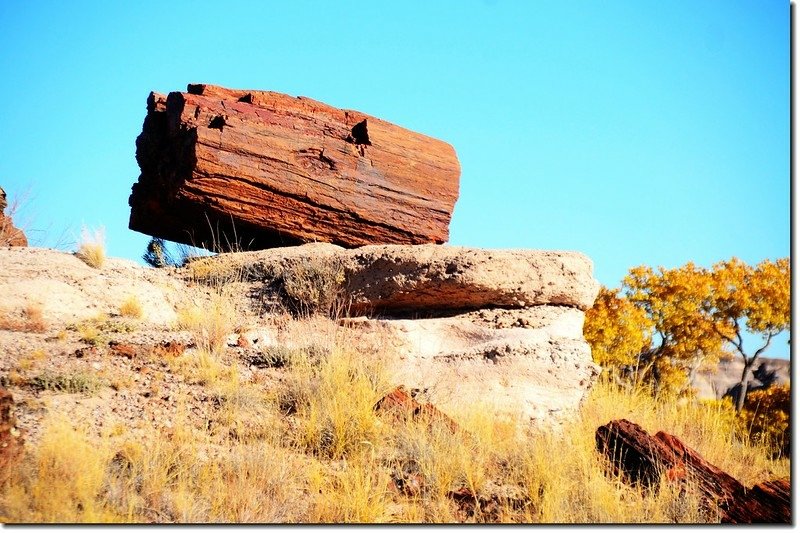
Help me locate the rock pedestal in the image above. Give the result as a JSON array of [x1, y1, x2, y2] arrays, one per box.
[[193, 243, 601, 425]]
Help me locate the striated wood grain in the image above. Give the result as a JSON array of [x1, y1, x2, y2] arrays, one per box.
[[596, 419, 791, 524], [129, 84, 460, 250]]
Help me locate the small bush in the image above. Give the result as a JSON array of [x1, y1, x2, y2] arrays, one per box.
[[142, 237, 191, 268], [75, 226, 106, 269], [274, 258, 348, 317], [740, 385, 790, 457], [28, 371, 104, 394], [118, 295, 143, 319]]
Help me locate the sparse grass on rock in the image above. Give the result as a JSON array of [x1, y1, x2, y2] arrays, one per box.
[[75, 226, 106, 269]]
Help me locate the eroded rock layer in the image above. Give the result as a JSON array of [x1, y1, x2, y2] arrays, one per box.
[[193, 243, 601, 424], [129, 84, 461, 250]]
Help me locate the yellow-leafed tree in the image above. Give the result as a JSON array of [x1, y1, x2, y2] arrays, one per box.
[[585, 258, 789, 404], [583, 287, 653, 386], [706, 258, 790, 411]]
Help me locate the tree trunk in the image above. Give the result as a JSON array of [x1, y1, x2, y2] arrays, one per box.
[[735, 357, 757, 412]]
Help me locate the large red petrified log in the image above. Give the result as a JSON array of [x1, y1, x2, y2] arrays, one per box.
[[596, 419, 790, 524], [129, 84, 460, 250]]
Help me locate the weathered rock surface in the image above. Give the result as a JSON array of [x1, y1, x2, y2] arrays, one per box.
[[189, 243, 601, 425], [0, 247, 185, 326], [129, 84, 460, 250], [0, 244, 599, 435], [596, 419, 791, 524], [350, 307, 599, 424], [192, 242, 600, 313], [0, 187, 27, 247]]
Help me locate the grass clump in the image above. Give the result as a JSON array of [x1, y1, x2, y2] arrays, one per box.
[[282, 347, 388, 460], [176, 294, 237, 356], [118, 295, 143, 319], [75, 226, 106, 269], [0, 416, 119, 522], [271, 258, 348, 318], [28, 370, 104, 394]]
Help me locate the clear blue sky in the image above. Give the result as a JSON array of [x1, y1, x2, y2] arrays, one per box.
[[0, 1, 789, 355]]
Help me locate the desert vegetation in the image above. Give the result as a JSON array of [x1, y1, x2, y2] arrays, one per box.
[[74, 226, 106, 269], [0, 239, 789, 524], [584, 257, 790, 458], [0, 337, 787, 523]]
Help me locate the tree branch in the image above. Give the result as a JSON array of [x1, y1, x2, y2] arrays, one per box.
[[750, 331, 776, 364], [712, 321, 746, 358]]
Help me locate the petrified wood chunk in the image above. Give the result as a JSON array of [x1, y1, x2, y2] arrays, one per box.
[[129, 84, 461, 250], [596, 419, 791, 524], [0, 186, 27, 247]]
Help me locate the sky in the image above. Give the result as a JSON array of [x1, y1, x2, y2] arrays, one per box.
[[0, 1, 790, 356]]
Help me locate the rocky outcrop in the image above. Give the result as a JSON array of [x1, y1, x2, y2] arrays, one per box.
[[0, 247, 184, 326], [596, 419, 790, 523], [129, 84, 460, 251], [344, 245, 598, 313], [191, 242, 600, 313], [0, 187, 27, 247], [195, 243, 601, 425]]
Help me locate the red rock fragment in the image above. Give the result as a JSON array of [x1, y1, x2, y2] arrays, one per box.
[[375, 385, 461, 433], [0, 187, 27, 247]]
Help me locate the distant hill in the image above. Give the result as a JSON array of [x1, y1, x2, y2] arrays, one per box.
[[691, 356, 790, 401]]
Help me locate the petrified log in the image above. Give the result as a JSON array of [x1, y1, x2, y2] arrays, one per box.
[[596, 419, 791, 524], [0, 187, 27, 247], [129, 84, 460, 250], [375, 386, 461, 433]]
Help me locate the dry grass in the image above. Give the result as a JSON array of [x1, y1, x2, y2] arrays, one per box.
[[0, 333, 788, 524], [175, 294, 237, 356], [118, 295, 143, 319], [0, 304, 47, 333], [27, 370, 105, 395], [75, 226, 106, 269], [278, 257, 348, 317]]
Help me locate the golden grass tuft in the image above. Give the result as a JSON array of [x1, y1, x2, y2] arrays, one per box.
[[118, 295, 144, 319], [175, 293, 237, 356], [75, 226, 106, 269]]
